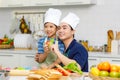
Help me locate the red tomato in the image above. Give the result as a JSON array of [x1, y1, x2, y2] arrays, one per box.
[[54, 68, 69, 76], [66, 69, 72, 73]]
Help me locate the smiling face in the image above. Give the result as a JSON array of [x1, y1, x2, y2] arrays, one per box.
[[44, 22, 57, 38], [57, 22, 75, 41]]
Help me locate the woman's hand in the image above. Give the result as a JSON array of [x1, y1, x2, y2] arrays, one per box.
[[50, 43, 60, 55]]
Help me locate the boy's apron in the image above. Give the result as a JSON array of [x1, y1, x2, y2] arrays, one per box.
[[39, 37, 57, 68]]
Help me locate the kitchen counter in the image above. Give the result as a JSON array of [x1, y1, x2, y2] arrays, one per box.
[[9, 75, 92, 80], [0, 49, 120, 69], [0, 49, 37, 55], [0, 49, 120, 58], [89, 52, 120, 58]]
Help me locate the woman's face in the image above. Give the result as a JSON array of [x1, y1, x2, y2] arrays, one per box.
[[44, 22, 57, 38], [57, 22, 75, 41]]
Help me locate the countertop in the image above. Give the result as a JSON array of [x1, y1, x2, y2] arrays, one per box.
[[0, 49, 37, 55], [9, 76, 92, 80], [0, 49, 120, 58]]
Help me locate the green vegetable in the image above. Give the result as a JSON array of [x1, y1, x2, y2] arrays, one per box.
[[63, 62, 83, 75], [49, 38, 54, 46]]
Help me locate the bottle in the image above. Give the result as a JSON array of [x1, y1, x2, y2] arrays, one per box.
[[103, 44, 107, 52]]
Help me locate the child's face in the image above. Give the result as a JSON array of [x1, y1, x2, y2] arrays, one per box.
[[44, 22, 57, 38], [57, 22, 75, 41]]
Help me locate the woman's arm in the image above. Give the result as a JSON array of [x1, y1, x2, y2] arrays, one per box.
[[51, 44, 81, 69]]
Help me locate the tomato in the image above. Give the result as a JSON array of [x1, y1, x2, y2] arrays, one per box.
[[99, 71, 109, 77], [97, 61, 111, 71], [110, 71, 119, 78], [110, 65, 119, 72], [54, 68, 69, 76], [3, 38, 8, 42], [66, 69, 72, 73]]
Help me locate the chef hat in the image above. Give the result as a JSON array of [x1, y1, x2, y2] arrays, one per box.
[[61, 12, 80, 30], [44, 8, 62, 26]]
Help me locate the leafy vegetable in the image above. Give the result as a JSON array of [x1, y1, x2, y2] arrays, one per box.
[[63, 62, 83, 75], [49, 38, 54, 46]]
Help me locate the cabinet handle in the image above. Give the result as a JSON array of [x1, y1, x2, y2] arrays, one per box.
[[65, 2, 83, 5], [0, 55, 13, 57], [26, 56, 34, 58], [112, 60, 120, 62], [35, 3, 52, 6], [88, 59, 97, 61]]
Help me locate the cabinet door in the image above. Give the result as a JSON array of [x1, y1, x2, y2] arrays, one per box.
[[59, 0, 96, 5], [0, 54, 19, 68], [88, 57, 100, 71], [100, 58, 120, 65], [20, 54, 38, 68], [0, 0, 30, 7], [30, 0, 58, 6]]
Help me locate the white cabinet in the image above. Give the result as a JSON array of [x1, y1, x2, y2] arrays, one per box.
[[0, 0, 30, 7], [0, 53, 20, 68], [30, 0, 58, 6], [88, 57, 100, 71], [88, 54, 120, 71], [58, 0, 96, 5], [100, 57, 120, 65], [20, 54, 38, 67], [0, 0, 96, 7], [0, 50, 38, 68]]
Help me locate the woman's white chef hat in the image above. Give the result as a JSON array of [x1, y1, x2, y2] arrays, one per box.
[[44, 8, 62, 26], [61, 12, 80, 30]]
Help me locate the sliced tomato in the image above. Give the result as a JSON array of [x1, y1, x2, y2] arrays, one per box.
[[66, 69, 73, 73], [54, 68, 70, 76]]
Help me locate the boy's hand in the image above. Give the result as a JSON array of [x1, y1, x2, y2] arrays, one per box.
[[35, 53, 40, 63], [44, 45, 51, 54]]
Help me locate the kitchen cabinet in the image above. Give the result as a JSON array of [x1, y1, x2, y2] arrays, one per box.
[[20, 54, 38, 67], [0, 0, 96, 7], [100, 57, 120, 65], [88, 56, 100, 71], [88, 52, 120, 71], [30, 0, 58, 6], [0, 53, 20, 68], [58, 0, 96, 5], [0, 0, 30, 7], [0, 50, 38, 68]]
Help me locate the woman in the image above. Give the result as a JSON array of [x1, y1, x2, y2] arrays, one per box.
[[35, 8, 64, 69], [51, 13, 88, 72]]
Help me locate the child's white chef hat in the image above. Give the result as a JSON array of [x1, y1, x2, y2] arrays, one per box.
[[44, 8, 62, 26], [61, 12, 80, 30]]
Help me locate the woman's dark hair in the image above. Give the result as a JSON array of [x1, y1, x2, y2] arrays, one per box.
[[69, 25, 74, 38]]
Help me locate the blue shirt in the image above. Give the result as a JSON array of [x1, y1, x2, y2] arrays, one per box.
[[38, 36, 65, 54], [63, 39, 88, 72], [37, 36, 65, 66]]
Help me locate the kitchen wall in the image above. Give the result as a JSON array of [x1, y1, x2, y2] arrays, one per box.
[[0, 0, 120, 47]]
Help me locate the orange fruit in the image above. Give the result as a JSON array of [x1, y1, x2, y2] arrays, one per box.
[[110, 65, 119, 72], [97, 61, 111, 71], [118, 66, 120, 72], [97, 62, 103, 70]]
